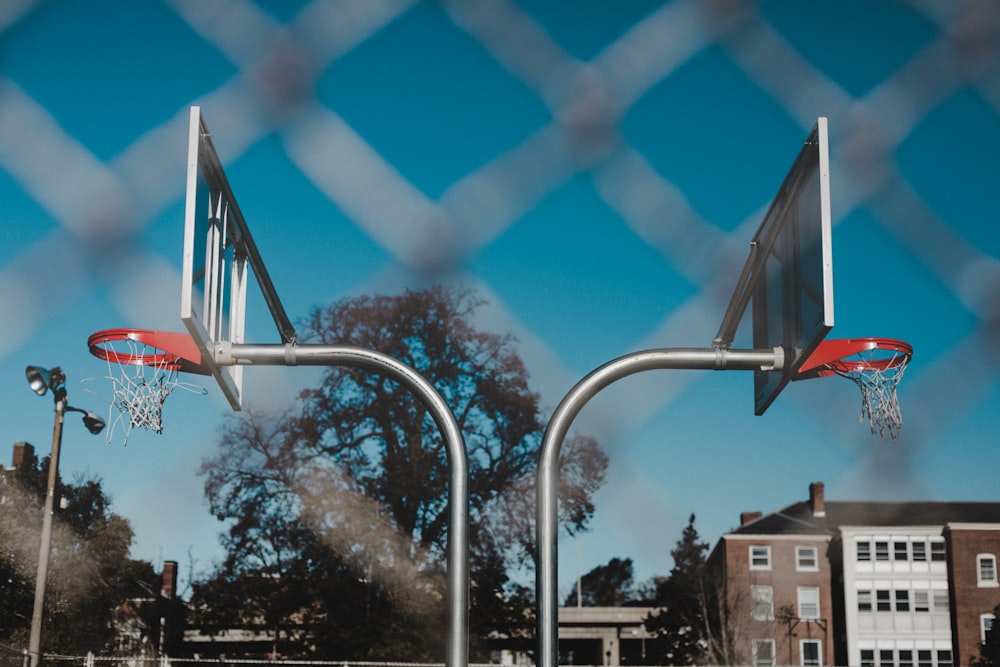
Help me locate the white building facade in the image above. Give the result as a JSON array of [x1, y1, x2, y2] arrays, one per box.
[[839, 527, 953, 667]]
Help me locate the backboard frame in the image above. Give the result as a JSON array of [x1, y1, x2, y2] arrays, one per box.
[[180, 106, 296, 410], [713, 118, 834, 415]]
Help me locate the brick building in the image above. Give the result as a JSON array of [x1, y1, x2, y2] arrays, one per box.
[[713, 482, 1000, 666]]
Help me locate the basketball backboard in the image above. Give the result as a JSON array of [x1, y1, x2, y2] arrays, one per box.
[[713, 118, 834, 415], [180, 106, 295, 410]]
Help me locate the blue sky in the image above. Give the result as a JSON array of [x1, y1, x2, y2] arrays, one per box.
[[1, 0, 999, 600]]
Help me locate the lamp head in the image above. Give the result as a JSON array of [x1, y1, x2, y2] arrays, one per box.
[[82, 412, 106, 436], [26, 365, 67, 402], [26, 366, 51, 396]]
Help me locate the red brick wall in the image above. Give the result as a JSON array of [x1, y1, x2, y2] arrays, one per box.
[[722, 536, 834, 666], [947, 527, 1000, 665]]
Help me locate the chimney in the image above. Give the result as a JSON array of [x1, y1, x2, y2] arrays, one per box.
[[740, 511, 763, 526], [11, 442, 34, 470], [161, 561, 178, 599], [809, 481, 826, 517]]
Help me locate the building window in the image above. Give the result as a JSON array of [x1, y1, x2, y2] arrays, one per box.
[[798, 587, 820, 619], [876, 590, 891, 611], [933, 590, 949, 612], [912, 541, 927, 561], [861, 649, 875, 667], [858, 590, 873, 612], [899, 650, 914, 667], [894, 541, 909, 561], [978, 554, 998, 586], [895, 589, 910, 612], [982, 613, 995, 644], [914, 590, 930, 612], [879, 649, 894, 667], [875, 541, 890, 561], [751, 545, 771, 569], [797, 546, 819, 571], [931, 541, 946, 561], [937, 650, 953, 667], [857, 540, 872, 561], [917, 650, 933, 667], [801, 640, 821, 666], [753, 639, 776, 667], [752, 585, 774, 621]]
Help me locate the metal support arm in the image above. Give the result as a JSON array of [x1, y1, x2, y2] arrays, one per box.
[[224, 343, 469, 667], [536, 346, 783, 667]]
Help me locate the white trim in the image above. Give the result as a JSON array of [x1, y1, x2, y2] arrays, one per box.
[[800, 638, 822, 666], [977, 553, 998, 587], [725, 533, 831, 542], [947, 523, 1000, 531], [750, 545, 772, 570], [797, 545, 820, 571], [753, 638, 776, 667]]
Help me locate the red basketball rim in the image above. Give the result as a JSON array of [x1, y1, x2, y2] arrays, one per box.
[[796, 337, 913, 378], [88, 328, 211, 375]]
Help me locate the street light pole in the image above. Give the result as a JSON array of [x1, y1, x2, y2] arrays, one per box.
[[24, 366, 104, 667], [27, 395, 65, 667]]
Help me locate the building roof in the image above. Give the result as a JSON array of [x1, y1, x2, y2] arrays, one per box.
[[729, 500, 1000, 537]]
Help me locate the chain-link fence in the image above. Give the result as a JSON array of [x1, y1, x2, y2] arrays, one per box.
[[1, 1, 999, 664]]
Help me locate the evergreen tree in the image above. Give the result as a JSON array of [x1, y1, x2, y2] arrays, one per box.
[[564, 557, 636, 607], [645, 514, 710, 665]]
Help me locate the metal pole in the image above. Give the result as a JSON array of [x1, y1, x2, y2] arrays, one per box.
[[536, 347, 783, 667], [28, 397, 65, 667], [224, 343, 470, 667]]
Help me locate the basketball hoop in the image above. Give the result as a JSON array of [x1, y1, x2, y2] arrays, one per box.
[[84, 329, 210, 443], [796, 338, 913, 442]]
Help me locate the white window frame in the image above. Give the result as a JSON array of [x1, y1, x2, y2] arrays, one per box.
[[798, 586, 820, 619], [753, 639, 776, 667], [982, 613, 995, 643], [750, 545, 772, 570], [797, 545, 819, 571], [800, 639, 822, 666], [978, 554, 998, 587], [752, 585, 774, 621]]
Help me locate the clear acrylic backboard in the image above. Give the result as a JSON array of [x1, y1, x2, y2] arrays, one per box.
[[180, 106, 295, 410], [714, 118, 834, 415]]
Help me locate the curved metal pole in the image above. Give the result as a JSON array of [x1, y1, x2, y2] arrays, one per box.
[[536, 347, 783, 667], [225, 343, 469, 667]]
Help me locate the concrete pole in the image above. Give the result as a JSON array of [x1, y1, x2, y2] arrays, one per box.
[[28, 398, 65, 667]]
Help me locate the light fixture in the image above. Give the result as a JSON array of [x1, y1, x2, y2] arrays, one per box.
[[25, 366, 52, 396], [67, 407, 106, 436]]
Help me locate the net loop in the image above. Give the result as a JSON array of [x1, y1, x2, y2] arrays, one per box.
[[83, 334, 207, 444], [830, 348, 909, 442]]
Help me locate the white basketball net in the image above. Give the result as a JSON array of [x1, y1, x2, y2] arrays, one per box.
[[830, 348, 910, 443], [84, 337, 206, 444]]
